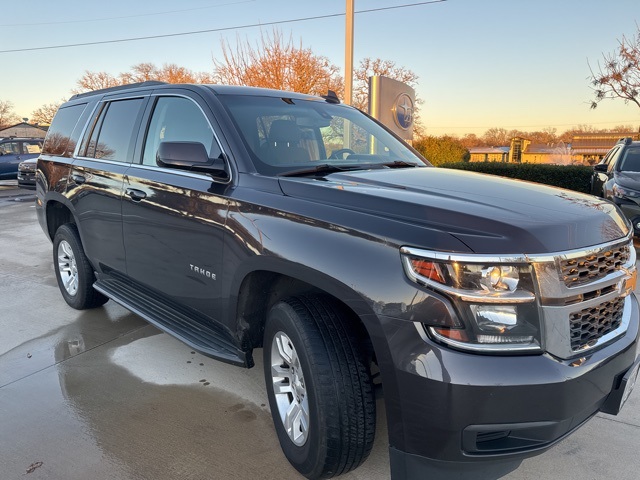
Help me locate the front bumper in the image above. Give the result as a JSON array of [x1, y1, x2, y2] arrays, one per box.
[[17, 171, 36, 190], [375, 294, 640, 478]]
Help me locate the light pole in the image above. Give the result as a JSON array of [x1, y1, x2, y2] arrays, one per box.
[[345, 0, 354, 106]]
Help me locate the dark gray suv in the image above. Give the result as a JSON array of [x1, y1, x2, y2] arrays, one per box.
[[36, 82, 640, 480], [591, 137, 640, 235]]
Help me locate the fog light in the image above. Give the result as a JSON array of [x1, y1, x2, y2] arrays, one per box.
[[472, 305, 517, 333]]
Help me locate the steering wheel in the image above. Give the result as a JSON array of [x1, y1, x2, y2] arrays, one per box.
[[329, 148, 356, 160]]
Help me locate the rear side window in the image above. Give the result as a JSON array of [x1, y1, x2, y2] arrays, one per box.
[[42, 104, 86, 157], [22, 141, 42, 154], [83, 98, 144, 162]]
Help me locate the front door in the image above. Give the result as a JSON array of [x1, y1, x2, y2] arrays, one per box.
[[122, 93, 230, 320]]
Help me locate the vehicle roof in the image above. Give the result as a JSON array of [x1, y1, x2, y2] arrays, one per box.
[[616, 137, 640, 146], [67, 81, 331, 103], [205, 84, 326, 101]]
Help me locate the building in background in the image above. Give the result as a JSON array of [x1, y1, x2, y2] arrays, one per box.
[[0, 122, 48, 139], [570, 132, 640, 165], [469, 146, 510, 162]]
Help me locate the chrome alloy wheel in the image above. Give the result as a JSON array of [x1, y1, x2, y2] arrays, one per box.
[[270, 331, 310, 446], [57, 240, 79, 296]]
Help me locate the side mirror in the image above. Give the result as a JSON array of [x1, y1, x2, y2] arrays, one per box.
[[157, 141, 229, 180], [593, 163, 607, 173]]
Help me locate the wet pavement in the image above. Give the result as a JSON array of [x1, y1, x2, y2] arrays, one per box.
[[1, 182, 639, 480]]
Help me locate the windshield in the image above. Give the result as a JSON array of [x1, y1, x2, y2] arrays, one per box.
[[618, 146, 640, 172], [217, 95, 428, 175]]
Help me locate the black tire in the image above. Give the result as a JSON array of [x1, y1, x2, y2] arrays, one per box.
[[263, 295, 375, 479], [53, 223, 108, 310]]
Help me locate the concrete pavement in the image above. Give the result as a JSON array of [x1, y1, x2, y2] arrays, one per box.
[[0, 182, 638, 480]]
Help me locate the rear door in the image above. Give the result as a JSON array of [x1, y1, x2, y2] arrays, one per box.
[[69, 94, 149, 274], [122, 89, 231, 320]]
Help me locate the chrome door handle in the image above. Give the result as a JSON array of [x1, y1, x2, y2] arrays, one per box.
[[71, 174, 86, 184], [125, 188, 147, 201]]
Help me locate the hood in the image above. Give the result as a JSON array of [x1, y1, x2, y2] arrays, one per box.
[[278, 167, 629, 255], [614, 171, 640, 192]]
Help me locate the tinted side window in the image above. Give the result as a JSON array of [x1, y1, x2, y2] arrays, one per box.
[[0, 141, 19, 155], [142, 96, 220, 166], [619, 147, 640, 172], [607, 147, 623, 172], [85, 98, 144, 162], [42, 104, 86, 156], [22, 141, 43, 154]]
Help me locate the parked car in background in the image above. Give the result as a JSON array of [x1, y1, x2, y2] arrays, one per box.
[[0, 137, 43, 179], [17, 157, 37, 189], [591, 137, 640, 235]]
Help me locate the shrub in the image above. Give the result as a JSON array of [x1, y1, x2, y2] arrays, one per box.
[[414, 136, 470, 166], [439, 162, 593, 193]]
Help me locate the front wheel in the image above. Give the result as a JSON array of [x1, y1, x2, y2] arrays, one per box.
[[263, 295, 375, 479], [53, 223, 108, 310]]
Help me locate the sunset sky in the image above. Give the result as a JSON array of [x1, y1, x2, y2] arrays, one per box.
[[2, 0, 639, 135]]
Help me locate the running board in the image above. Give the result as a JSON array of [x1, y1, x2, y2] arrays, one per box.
[[94, 277, 252, 368]]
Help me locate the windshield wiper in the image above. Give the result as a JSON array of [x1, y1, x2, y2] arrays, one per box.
[[280, 164, 360, 177], [280, 160, 423, 177], [379, 160, 422, 168]]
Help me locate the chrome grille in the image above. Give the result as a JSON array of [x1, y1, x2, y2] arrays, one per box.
[[560, 244, 630, 287], [569, 297, 625, 351]]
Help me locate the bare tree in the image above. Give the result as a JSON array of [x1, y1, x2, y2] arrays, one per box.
[[352, 58, 419, 111], [31, 101, 64, 125], [482, 128, 511, 146], [74, 71, 121, 94], [74, 63, 214, 94], [213, 30, 343, 96], [0, 100, 20, 130], [589, 24, 640, 109]]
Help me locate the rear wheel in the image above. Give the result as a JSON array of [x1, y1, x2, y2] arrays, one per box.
[[263, 295, 375, 479], [53, 223, 108, 310]]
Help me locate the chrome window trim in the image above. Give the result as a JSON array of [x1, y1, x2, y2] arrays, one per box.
[[74, 95, 151, 159], [72, 157, 132, 167], [126, 163, 228, 182]]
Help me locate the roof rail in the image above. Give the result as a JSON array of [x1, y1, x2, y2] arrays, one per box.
[[618, 137, 633, 145], [68, 81, 168, 101]]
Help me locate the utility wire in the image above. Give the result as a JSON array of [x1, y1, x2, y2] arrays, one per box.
[[0, 1, 447, 54], [0, 0, 255, 27]]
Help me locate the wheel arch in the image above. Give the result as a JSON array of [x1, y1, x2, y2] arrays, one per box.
[[230, 258, 376, 356], [44, 194, 77, 241]]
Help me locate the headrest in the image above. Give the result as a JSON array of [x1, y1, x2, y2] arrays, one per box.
[[269, 120, 300, 145]]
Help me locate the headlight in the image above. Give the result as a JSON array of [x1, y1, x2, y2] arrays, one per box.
[[401, 247, 542, 354], [613, 183, 640, 199]]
